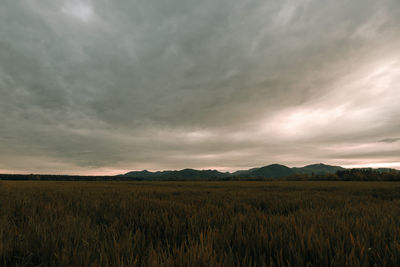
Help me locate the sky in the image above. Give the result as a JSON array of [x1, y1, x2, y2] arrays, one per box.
[[0, 0, 399, 175]]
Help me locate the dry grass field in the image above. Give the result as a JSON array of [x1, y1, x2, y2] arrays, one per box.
[[0, 181, 399, 266]]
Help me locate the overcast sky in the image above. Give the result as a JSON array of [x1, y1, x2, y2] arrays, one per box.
[[1, 0, 399, 174]]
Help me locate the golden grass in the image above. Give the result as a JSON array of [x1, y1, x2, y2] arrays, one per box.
[[0, 181, 399, 266]]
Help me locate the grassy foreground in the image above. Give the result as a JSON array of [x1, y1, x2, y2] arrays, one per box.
[[0, 181, 399, 266]]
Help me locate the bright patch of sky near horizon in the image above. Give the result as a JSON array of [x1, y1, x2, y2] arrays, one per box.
[[0, 0, 399, 174]]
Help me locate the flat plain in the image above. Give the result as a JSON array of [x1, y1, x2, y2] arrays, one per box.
[[0, 181, 399, 266]]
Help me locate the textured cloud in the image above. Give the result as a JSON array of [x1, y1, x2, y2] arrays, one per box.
[[380, 138, 400, 143], [0, 0, 399, 174]]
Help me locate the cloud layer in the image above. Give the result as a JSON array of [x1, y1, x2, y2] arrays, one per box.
[[1, 0, 399, 174]]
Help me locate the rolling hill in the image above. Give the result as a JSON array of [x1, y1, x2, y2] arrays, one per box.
[[123, 163, 347, 180]]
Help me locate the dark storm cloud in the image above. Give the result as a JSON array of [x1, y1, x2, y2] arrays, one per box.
[[380, 138, 400, 143], [0, 0, 400, 173]]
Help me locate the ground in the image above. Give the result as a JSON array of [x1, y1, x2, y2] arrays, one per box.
[[0, 181, 399, 266]]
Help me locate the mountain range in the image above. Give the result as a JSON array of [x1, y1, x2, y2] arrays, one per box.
[[122, 163, 346, 180], [1, 163, 398, 181]]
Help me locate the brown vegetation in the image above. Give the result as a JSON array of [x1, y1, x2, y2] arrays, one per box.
[[0, 181, 399, 266]]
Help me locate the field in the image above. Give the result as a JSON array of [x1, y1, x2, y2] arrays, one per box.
[[0, 181, 399, 266]]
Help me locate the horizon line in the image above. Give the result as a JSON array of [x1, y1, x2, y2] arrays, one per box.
[[1, 162, 399, 176]]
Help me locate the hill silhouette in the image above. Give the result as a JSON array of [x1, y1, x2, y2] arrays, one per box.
[[292, 163, 345, 175], [243, 164, 294, 178], [1, 163, 398, 181], [123, 163, 351, 180], [123, 168, 228, 180]]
